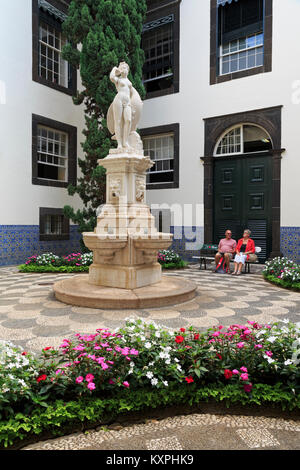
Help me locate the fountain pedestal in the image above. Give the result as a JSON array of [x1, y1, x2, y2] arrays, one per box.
[[83, 152, 173, 289]]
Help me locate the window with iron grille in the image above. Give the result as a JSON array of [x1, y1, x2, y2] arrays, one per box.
[[142, 21, 174, 93], [142, 0, 180, 98], [39, 207, 70, 241], [37, 125, 68, 182]]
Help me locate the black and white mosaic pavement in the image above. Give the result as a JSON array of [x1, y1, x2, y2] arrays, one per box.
[[0, 265, 299, 353]]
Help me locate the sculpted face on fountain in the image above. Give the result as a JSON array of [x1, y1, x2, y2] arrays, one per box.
[[107, 62, 144, 155]]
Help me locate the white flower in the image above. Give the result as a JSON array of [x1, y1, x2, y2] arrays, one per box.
[[264, 355, 275, 364], [174, 358, 179, 363], [284, 359, 293, 366], [148, 362, 154, 367], [155, 331, 161, 338], [267, 336, 277, 343], [151, 378, 158, 386], [144, 342, 152, 349], [163, 381, 168, 387], [176, 364, 182, 371], [146, 371, 154, 379], [165, 359, 171, 365]]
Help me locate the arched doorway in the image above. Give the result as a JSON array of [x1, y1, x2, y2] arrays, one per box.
[[213, 123, 273, 261]]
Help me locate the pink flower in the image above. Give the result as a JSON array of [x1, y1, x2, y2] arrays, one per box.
[[87, 382, 96, 391], [76, 376, 84, 384], [73, 345, 85, 351], [240, 367, 248, 373], [255, 344, 263, 350], [232, 369, 239, 375], [212, 331, 220, 337], [123, 381, 130, 388], [129, 348, 139, 356], [85, 373, 95, 383], [265, 351, 273, 357], [243, 383, 253, 393], [240, 373, 249, 381], [237, 342, 245, 349]]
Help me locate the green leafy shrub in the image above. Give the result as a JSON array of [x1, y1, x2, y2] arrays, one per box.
[[1, 318, 300, 447], [19, 265, 89, 273]]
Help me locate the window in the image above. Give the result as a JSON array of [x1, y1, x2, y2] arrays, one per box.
[[143, 133, 174, 184], [220, 32, 264, 74], [140, 123, 179, 189], [215, 124, 272, 156], [32, 114, 77, 188], [39, 21, 68, 87], [142, 21, 174, 94], [37, 126, 68, 182], [39, 208, 70, 241], [210, 0, 273, 84], [142, 1, 180, 98], [32, 0, 76, 95]]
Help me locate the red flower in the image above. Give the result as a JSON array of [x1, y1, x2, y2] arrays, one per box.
[[216, 353, 222, 360], [21, 352, 28, 356], [43, 347, 52, 351], [175, 335, 184, 344], [243, 383, 253, 393], [185, 376, 194, 384], [194, 334, 200, 340], [180, 328, 186, 333], [224, 369, 233, 380], [36, 374, 47, 383]]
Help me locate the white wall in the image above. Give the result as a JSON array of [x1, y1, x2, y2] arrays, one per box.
[[142, 0, 300, 228], [0, 0, 84, 226]]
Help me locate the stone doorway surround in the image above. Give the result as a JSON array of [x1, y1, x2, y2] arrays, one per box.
[[201, 106, 285, 260]]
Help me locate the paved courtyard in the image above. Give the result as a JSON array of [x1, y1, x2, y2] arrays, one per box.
[[0, 264, 299, 353], [24, 412, 300, 451], [1, 264, 300, 451]]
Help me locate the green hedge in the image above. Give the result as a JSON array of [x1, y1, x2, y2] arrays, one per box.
[[18, 264, 89, 273], [18, 263, 187, 273], [263, 273, 300, 292], [160, 260, 188, 270], [1, 382, 299, 449]]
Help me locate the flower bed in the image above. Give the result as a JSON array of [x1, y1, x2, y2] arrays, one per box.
[[19, 250, 187, 273], [263, 257, 300, 291], [1, 318, 300, 448], [157, 250, 187, 269], [19, 252, 93, 273]]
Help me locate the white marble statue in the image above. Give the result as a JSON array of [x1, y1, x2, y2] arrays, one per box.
[[107, 62, 143, 154]]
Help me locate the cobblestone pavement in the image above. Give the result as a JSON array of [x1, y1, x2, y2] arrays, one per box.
[[0, 264, 299, 353], [23, 412, 300, 450]]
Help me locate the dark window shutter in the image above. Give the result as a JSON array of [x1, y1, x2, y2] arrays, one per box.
[[219, 0, 263, 44]]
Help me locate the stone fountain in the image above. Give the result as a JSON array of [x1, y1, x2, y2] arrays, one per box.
[[54, 62, 196, 308]]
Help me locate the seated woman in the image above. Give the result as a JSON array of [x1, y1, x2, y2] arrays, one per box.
[[232, 229, 257, 276]]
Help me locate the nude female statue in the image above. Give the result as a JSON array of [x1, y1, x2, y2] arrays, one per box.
[[107, 62, 143, 154]]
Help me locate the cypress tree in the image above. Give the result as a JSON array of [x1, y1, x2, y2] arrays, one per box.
[[62, 0, 147, 249]]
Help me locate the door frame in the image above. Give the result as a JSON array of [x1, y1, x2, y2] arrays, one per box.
[[201, 106, 285, 259]]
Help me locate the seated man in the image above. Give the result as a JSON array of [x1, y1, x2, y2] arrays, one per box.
[[215, 230, 237, 274]]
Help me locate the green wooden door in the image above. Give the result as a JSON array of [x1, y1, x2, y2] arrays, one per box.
[[213, 155, 272, 261]]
